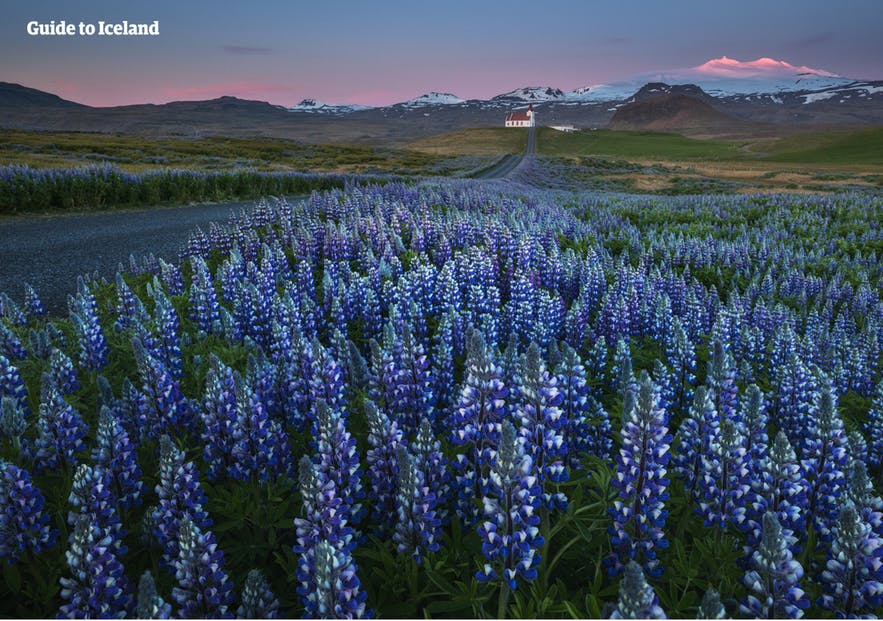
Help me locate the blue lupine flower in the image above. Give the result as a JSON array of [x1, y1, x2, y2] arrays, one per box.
[[188, 255, 222, 336], [152, 435, 212, 571], [555, 343, 597, 466], [58, 513, 131, 618], [705, 339, 738, 428], [48, 348, 79, 396], [672, 386, 715, 502], [698, 419, 752, 532], [68, 277, 109, 371], [384, 323, 436, 437], [149, 281, 183, 381], [608, 371, 671, 578], [0, 460, 56, 563], [231, 377, 292, 483], [23, 283, 45, 320], [67, 463, 126, 555], [314, 398, 365, 526], [476, 419, 543, 591], [448, 329, 508, 522], [309, 338, 347, 418], [745, 431, 809, 556], [201, 356, 239, 481], [27, 381, 88, 473], [818, 500, 883, 617], [393, 444, 441, 564], [411, 416, 450, 525], [0, 322, 27, 360], [611, 338, 637, 402], [237, 569, 280, 619], [91, 406, 143, 510], [171, 514, 235, 619], [28, 327, 53, 360], [307, 539, 370, 619], [740, 512, 809, 619], [610, 561, 666, 619], [136, 571, 172, 619], [802, 381, 848, 540], [365, 399, 404, 534], [132, 337, 192, 435], [0, 354, 30, 417], [514, 342, 568, 510]]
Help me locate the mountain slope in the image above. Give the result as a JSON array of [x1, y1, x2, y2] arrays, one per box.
[[608, 93, 757, 134], [0, 82, 87, 108]]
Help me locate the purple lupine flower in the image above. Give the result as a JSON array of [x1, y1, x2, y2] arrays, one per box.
[[201, 356, 239, 481], [171, 514, 235, 619], [741, 384, 769, 468], [58, 514, 132, 618], [0, 322, 27, 360], [0, 354, 29, 417], [91, 406, 143, 510], [23, 283, 45, 320], [309, 338, 347, 418], [476, 419, 543, 591], [609, 561, 666, 619], [608, 371, 671, 578], [802, 380, 848, 540], [152, 435, 211, 572], [556, 342, 600, 466], [385, 323, 436, 438], [188, 255, 222, 336], [307, 539, 370, 619], [514, 342, 568, 510], [740, 512, 809, 619], [863, 377, 883, 471], [448, 329, 508, 522], [158, 258, 185, 296], [411, 416, 450, 525], [774, 352, 817, 453], [393, 445, 441, 564], [132, 337, 193, 435], [314, 398, 365, 526], [705, 339, 738, 428], [0, 460, 56, 563], [230, 378, 292, 483], [672, 386, 714, 502], [745, 431, 809, 556], [136, 571, 172, 619], [237, 569, 280, 619], [68, 277, 109, 371], [67, 463, 126, 556], [294, 455, 356, 615], [48, 348, 79, 396], [26, 380, 88, 473], [432, 308, 456, 421], [149, 281, 183, 381], [28, 327, 53, 360], [114, 272, 143, 331], [0, 293, 26, 327], [818, 500, 883, 617], [697, 418, 752, 532], [364, 399, 403, 534], [611, 338, 637, 403]]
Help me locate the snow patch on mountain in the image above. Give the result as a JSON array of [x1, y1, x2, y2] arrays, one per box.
[[494, 86, 565, 101], [403, 92, 465, 106], [290, 99, 372, 113]]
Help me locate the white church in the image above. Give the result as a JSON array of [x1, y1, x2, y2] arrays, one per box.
[[504, 103, 535, 127]]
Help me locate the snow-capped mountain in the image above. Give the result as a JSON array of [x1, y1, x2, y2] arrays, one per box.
[[401, 92, 465, 107], [566, 56, 854, 101], [289, 99, 372, 114], [493, 86, 565, 101]]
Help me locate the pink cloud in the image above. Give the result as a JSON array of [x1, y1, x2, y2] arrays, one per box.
[[692, 56, 839, 78]]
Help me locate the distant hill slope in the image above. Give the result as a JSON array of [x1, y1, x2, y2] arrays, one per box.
[[0, 82, 87, 108], [608, 93, 759, 135]]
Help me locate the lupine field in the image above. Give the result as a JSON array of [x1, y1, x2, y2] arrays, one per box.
[[2, 178, 883, 619]]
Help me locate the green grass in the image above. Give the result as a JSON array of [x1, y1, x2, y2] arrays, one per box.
[[760, 126, 883, 165], [0, 130, 464, 175], [408, 127, 528, 156], [536, 128, 744, 161]]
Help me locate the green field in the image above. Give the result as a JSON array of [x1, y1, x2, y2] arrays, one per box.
[[536, 128, 744, 161], [759, 126, 883, 165], [0, 130, 492, 176]]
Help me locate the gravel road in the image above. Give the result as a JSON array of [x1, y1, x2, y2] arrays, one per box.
[[472, 126, 535, 179], [0, 198, 292, 314]]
